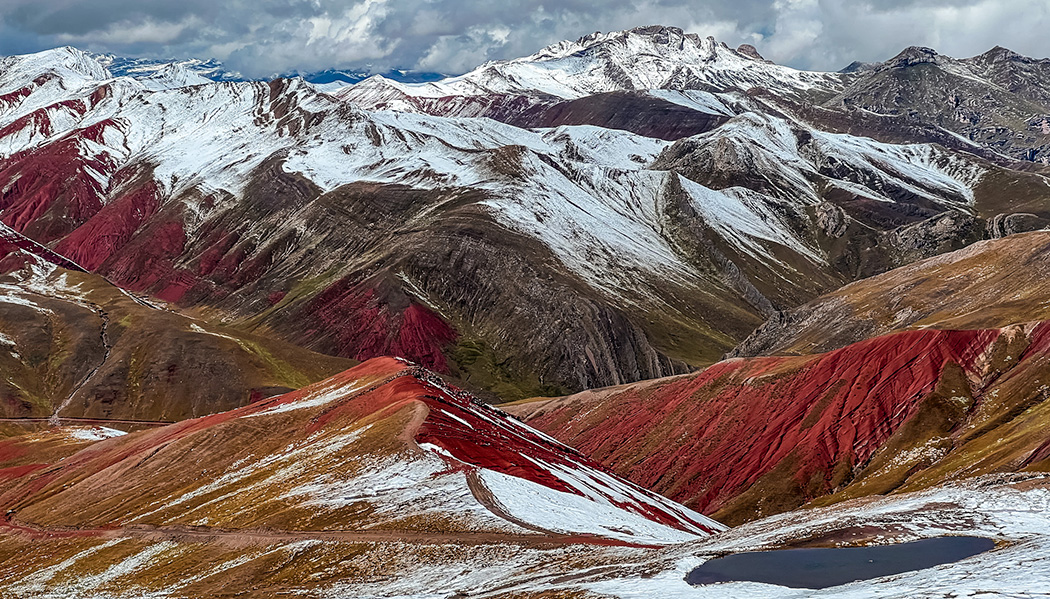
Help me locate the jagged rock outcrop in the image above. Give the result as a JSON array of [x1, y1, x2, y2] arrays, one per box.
[[986, 212, 1048, 238]]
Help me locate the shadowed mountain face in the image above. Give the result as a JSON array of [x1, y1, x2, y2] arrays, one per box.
[[0, 266, 353, 422], [825, 46, 1050, 164]]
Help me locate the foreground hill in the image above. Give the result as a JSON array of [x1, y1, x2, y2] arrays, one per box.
[[0, 357, 721, 541], [3, 356, 1047, 597], [510, 322, 1050, 525], [0, 357, 723, 596]]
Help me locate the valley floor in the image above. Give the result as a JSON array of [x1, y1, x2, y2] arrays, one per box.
[[1, 471, 1047, 598]]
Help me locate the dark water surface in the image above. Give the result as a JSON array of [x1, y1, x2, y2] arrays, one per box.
[[687, 536, 995, 589]]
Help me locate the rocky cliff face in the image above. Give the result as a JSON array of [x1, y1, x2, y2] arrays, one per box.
[[819, 46, 1050, 164]]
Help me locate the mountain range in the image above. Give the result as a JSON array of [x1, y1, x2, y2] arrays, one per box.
[[1, 25, 1049, 597], [92, 52, 446, 91]]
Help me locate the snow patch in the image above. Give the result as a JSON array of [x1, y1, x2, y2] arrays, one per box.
[[66, 426, 128, 441], [477, 468, 704, 545]]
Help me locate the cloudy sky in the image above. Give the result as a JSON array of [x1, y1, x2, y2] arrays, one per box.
[[2, 0, 1049, 77]]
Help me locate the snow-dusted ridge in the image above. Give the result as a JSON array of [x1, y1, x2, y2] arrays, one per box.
[[92, 53, 244, 83], [342, 26, 848, 112], [0, 41, 992, 304]]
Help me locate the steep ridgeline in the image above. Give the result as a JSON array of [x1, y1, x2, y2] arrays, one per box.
[[0, 357, 721, 596], [508, 234, 1050, 524], [822, 46, 1050, 164], [341, 26, 844, 139], [1, 40, 1048, 401]]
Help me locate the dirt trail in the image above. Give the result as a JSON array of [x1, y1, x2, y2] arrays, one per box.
[[0, 417, 173, 427], [0, 514, 644, 548]]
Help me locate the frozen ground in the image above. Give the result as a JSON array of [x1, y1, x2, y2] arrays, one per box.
[[587, 473, 1050, 598]]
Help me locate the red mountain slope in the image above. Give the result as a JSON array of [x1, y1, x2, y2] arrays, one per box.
[[508, 322, 1050, 524], [0, 357, 721, 548]]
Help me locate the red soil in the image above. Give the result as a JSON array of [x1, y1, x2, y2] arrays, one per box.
[[298, 359, 717, 533], [0, 464, 46, 482], [305, 283, 458, 372], [0, 110, 52, 139], [56, 180, 161, 270], [0, 357, 714, 537], [0, 138, 112, 242], [0, 86, 33, 108], [522, 328, 1006, 513], [101, 218, 189, 297], [0, 225, 85, 272]]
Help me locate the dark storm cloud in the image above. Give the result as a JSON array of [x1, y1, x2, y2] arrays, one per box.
[[1, 0, 1048, 77]]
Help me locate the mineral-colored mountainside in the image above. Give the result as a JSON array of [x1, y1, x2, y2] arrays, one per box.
[[1, 395, 1049, 596], [0, 357, 726, 596], [2, 30, 1049, 400], [509, 233, 1050, 525], [1, 23, 1050, 598], [3, 356, 1047, 597]]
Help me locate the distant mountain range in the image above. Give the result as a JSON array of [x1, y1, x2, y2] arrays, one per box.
[[91, 51, 446, 90], [1, 27, 1048, 406]]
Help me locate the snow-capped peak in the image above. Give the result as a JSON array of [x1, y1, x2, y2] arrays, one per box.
[[0, 46, 110, 93], [91, 53, 244, 82], [523, 26, 729, 64], [343, 25, 847, 112], [22, 46, 110, 81], [137, 62, 213, 91]]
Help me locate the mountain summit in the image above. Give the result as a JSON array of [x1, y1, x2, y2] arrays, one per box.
[[345, 25, 844, 109]]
